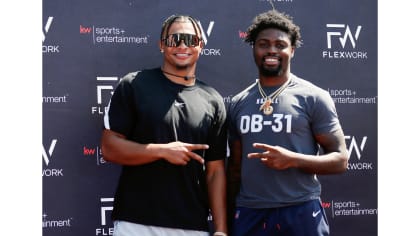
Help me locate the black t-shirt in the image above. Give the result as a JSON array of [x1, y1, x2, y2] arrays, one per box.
[[105, 68, 227, 231]]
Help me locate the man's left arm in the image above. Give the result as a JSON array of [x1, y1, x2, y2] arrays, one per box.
[[305, 128, 349, 174], [248, 129, 349, 174], [206, 159, 228, 235]]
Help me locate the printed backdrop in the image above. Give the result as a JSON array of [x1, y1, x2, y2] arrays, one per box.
[[42, 0, 377, 235]]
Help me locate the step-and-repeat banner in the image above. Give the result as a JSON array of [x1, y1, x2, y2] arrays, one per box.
[[42, 0, 377, 235]]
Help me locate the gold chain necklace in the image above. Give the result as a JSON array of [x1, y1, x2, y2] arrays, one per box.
[[257, 77, 291, 115]]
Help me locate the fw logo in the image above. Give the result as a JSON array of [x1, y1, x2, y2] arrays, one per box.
[[42, 17, 54, 42], [42, 139, 57, 166], [96, 77, 119, 105], [42, 16, 60, 53], [326, 24, 362, 49], [100, 198, 114, 225], [92, 76, 119, 115], [96, 198, 114, 235], [197, 21, 214, 45], [197, 21, 221, 56], [42, 139, 63, 176], [345, 136, 367, 160], [346, 135, 373, 171]]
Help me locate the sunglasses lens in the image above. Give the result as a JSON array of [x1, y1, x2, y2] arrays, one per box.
[[183, 34, 198, 47], [163, 34, 200, 47]]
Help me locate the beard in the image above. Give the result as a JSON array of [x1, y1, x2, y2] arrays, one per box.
[[259, 64, 283, 77]]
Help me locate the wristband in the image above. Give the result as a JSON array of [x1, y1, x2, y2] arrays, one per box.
[[214, 232, 227, 236]]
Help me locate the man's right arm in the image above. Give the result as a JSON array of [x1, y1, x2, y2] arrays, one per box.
[[100, 129, 208, 166]]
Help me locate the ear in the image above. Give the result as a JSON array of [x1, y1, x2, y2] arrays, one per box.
[[199, 40, 205, 48], [159, 41, 164, 52], [290, 46, 295, 58]]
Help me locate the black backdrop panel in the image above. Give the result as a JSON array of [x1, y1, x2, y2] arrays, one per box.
[[43, 0, 377, 235]]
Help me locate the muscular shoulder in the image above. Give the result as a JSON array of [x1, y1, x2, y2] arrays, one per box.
[[292, 75, 324, 92], [121, 71, 141, 82], [231, 82, 257, 104], [290, 74, 332, 103], [195, 80, 224, 101], [120, 68, 161, 83], [118, 68, 164, 92]]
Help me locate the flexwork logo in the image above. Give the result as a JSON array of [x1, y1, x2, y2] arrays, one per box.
[[197, 20, 221, 56], [42, 139, 64, 177], [79, 24, 149, 45], [322, 24, 367, 59], [344, 135, 374, 171], [91, 76, 120, 116], [43, 16, 60, 53], [95, 198, 114, 235]]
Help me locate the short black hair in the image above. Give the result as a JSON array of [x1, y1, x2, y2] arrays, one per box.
[[245, 10, 302, 48], [160, 14, 203, 41]]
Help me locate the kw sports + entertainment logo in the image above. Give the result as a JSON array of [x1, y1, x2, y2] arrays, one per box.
[[42, 139, 64, 177], [42, 212, 73, 229], [327, 88, 377, 105], [322, 24, 367, 59], [43, 16, 60, 53], [83, 145, 108, 165], [330, 200, 377, 218], [79, 24, 149, 45]]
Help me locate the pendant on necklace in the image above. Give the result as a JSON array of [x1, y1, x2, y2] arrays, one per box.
[[260, 98, 273, 115], [263, 105, 273, 115]]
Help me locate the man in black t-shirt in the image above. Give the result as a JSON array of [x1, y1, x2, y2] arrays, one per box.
[[101, 14, 228, 236]]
